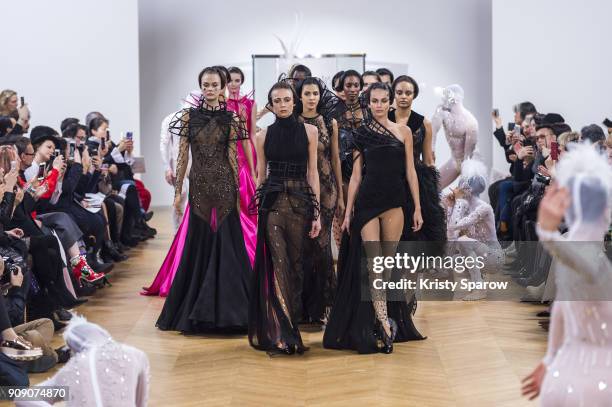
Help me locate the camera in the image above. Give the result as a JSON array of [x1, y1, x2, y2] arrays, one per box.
[[68, 142, 76, 161], [86, 139, 100, 157], [535, 172, 551, 186], [0, 257, 19, 286]]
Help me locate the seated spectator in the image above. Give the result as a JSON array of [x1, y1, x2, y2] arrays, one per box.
[[0, 90, 29, 135], [24, 127, 113, 276], [580, 123, 606, 148]]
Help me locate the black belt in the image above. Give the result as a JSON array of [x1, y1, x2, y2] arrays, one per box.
[[267, 161, 307, 180]]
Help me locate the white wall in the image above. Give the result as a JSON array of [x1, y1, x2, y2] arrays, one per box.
[[1, 0, 140, 151], [492, 0, 612, 173], [139, 0, 493, 206]]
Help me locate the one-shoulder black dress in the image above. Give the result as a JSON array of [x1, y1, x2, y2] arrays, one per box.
[[323, 119, 425, 354]]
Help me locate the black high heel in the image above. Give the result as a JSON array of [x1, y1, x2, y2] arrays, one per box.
[[266, 344, 296, 357], [379, 319, 397, 354]]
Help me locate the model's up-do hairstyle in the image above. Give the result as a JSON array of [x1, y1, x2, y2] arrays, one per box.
[[392, 75, 420, 99], [198, 66, 226, 89], [555, 142, 612, 228], [289, 64, 312, 79], [212, 65, 231, 88], [63, 314, 112, 353], [228, 66, 245, 84], [266, 81, 299, 113], [365, 82, 394, 105], [458, 158, 488, 197], [332, 70, 345, 92], [362, 70, 382, 82], [339, 69, 364, 91], [376, 67, 394, 83]]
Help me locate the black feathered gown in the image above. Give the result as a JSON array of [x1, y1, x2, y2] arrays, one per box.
[[323, 120, 425, 354], [389, 109, 447, 247], [156, 103, 252, 333]]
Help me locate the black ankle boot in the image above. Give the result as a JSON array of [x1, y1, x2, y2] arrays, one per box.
[[103, 240, 128, 262]]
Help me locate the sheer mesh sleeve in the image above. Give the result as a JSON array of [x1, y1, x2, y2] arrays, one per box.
[[174, 135, 190, 199]]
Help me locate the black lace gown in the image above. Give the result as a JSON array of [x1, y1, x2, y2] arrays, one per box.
[[249, 114, 318, 353], [299, 114, 338, 323], [156, 102, 252, 333], [389, 109, 447, 246], [323, 119, 425, 354]]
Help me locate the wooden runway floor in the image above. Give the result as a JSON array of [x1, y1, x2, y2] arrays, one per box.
[[26, 207, 548, 406]]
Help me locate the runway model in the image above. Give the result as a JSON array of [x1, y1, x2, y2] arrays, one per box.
[[522, 143, 612, 406], [249, 81, 320, 355], [389, 75, 446, 245], [297, 77, 344, 324], [156, 67, 252, 333], [324, 83, 425, 354], [226, 66, 258, 266]]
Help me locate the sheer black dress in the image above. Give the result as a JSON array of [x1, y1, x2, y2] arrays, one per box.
[[389, 109, 447, 246], [249, 114, 318, 354], [323, 119, 425, 354], [156, 101, 252, 333], [299, 114, 337, 323]]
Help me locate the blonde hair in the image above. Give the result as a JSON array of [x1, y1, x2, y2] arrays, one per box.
[[557, 131, 580, 150], [0, 89, 17, 115]]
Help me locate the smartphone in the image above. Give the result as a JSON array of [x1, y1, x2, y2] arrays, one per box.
[[10, 161, 16, 171], [37, 163, 45, 180], [55, 148, 61, 158], [126, 131, 133, 141], [20, 96, 25, 106], [514, 125, 521, 137], [508, 122, 516, 131], [100, 137, 106, 150], [69, 143, 76, 160], [550, 141, 559, 161], [492, 108, 499, 118], [106, 129, 111, 141]]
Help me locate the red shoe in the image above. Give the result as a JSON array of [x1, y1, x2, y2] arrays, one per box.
[[72, 255, 105, 284]]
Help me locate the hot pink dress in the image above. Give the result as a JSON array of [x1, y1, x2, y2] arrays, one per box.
[[141, 205, 190, 296], [142, 95, 257, 297], [227, 94, 257, 266]]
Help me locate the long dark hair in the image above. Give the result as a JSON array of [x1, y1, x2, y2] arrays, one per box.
[[295, 77, 324, 115]]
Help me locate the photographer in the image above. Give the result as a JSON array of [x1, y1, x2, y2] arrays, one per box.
[[1, 256, 62, 373]]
